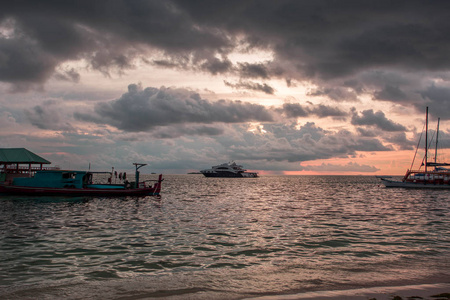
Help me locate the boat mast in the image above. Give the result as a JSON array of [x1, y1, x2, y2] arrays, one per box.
[[425, 106, 428, 173], [435, 117, 440, 164]]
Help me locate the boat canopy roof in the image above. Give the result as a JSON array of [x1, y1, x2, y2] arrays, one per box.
[[0, 148, 51, 164]]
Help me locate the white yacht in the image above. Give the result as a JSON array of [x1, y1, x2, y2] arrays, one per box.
[[200, 162, 258, 178]]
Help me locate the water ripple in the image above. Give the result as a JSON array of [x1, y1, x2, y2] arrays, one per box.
[[1, 175, 449, 299]]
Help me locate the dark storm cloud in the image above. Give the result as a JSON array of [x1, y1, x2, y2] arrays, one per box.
[[238, 63, 269, 79], [356, 127, 377, 137], [384, 132, 415, 150], [432, 130, 450, 152], [310, 104, 348, 119], [219, 122, 391, 164], [224, 80, 275, 95], [417, 85, 450, 119], [307, 87, 359, 102], [54, 68, 80, 82], [201, 57, 233, 75], [3, 0, 450, 98], [277, 103, 347, 119], [351, 109, 407, 132], [176, 1, 450, 74], [149, 125, 224, 139], [75, 84, 274, 132], [25, 100, 75, 131], [278, 103, 308, 118], [374, 85, 409, 102], [70, 83, 394, 163], [0, 35, 57, 89], [0, 1, 230, 89]]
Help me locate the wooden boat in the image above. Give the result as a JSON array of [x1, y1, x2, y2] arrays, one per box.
[[0, 172, 163, 196], [379, 107, 450, 188], [0, 149, 162, 196]]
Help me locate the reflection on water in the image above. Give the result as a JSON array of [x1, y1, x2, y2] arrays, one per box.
[[0, 175, 449, 299]]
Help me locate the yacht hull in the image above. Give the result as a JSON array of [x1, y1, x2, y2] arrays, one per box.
[[201, 172, 258, 178]]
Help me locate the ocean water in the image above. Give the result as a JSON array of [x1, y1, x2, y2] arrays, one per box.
[[0, 175, 449, 299]]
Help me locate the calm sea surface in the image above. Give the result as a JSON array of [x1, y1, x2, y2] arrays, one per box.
[[1, 175, 449, 299]]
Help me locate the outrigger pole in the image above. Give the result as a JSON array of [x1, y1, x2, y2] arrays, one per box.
[[133, 163, 147, 186]]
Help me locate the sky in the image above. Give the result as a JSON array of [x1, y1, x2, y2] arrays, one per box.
[[1, 0, 450, 175]]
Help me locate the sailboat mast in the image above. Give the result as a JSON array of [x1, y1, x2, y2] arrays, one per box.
[[435, 117, 440, 164], [425, 106, 428, 173]]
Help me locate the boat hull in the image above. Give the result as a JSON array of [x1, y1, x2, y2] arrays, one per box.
[[0, 184, 161, 196], [0, 174, 163, 196], [380, 178, 450, 189], [201, 172, 258, 178]]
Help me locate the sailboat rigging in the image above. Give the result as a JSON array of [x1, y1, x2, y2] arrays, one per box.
[[379, 107, 450, 188]]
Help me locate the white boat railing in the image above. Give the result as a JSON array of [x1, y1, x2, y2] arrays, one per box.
[[2, 166, 60, 173]]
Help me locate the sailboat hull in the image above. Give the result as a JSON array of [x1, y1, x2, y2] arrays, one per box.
[[380, 178, 450, 189]]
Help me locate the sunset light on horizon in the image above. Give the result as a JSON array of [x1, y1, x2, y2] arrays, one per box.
[[1, 1, 450, 175]]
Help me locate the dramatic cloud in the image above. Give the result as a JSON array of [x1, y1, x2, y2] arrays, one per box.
[[224, 80, 275, 94], [2, 1, 450, 174], [238, 63, 270, 79], [67, 84, 393, 169], [310, 104, 348, 119], [1, 1, 230, 90], [147, 125, 225, 139], [25, 100, 75, 132], [277, 103, 347, 119], [278, 103, 308, 118], [53, 68, 80, 83], [75, 84, 275, 132], [418, 85, 450, 119], [2, 0, 450, 106], [213, 122, 392, 164], [351, 109, 407, 132], [383, 132, 416, 151], [74, 84, 352, 136], [308, 87, 359, 102]]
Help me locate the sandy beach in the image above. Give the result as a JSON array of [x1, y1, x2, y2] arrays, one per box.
[[245, 283, 450, 300]]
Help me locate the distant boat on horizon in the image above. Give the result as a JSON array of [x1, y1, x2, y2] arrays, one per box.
[[200, 162, 258, 178], [379, 107, 450, 188]]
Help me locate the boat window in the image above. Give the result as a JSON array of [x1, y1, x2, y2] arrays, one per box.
[[62, 172, 76, 179]]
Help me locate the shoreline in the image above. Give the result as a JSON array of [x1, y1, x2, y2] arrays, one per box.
[[244, 283, 450, 300]]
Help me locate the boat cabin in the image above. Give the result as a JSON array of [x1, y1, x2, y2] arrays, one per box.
[[0, 148, 55, 184], [404, 169, 450, 185], [13, 170, 89, 189]]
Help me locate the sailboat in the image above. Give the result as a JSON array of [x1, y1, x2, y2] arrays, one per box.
[[379, 107, 450, 188]]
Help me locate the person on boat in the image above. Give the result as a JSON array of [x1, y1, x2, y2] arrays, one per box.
[[124, 180, 131, 189]]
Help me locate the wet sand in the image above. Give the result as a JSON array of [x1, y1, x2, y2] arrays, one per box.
[[245, 283, 450, 300]]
